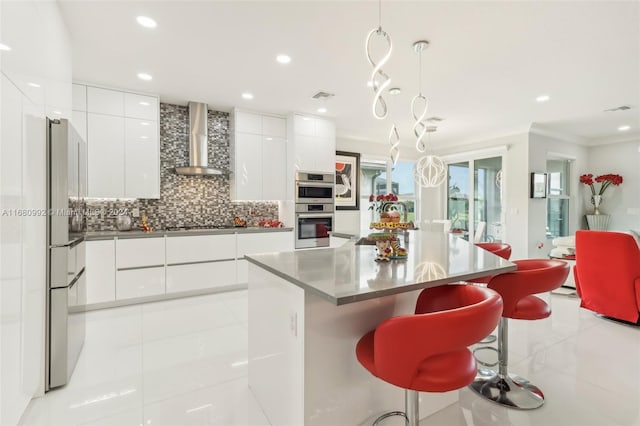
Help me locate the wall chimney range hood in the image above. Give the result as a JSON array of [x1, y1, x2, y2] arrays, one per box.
[[175, 102, 224, 176]]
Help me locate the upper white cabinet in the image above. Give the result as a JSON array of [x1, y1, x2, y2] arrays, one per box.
[[125, 93, 158, 120], [87, 87, 124, 116], [124, 118, 160, 198], [230, 109, 287, 201], [288, 113, 336, 174], [72, 84, 87, 111], [75, 83, 160, 199], [87, 113, 125, 198]]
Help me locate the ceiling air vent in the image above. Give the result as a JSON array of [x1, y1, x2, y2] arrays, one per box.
[[604, 105, 631, 112], [311, 91, 335, 100], [426, 116, 445, 122]]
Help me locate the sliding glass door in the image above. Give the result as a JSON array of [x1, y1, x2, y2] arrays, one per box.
[[447, 156, 503, 242]]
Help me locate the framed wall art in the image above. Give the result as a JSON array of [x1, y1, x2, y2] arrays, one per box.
[[335, 151, 360, 210], [530, 172, 547, 198]]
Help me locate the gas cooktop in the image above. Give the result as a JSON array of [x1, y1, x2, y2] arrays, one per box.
[[164, 225, 245, 231]]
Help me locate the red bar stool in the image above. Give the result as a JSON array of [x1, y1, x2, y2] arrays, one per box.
[[469, 259, 569, 409], [356, 285, 503, 425], [469, 243, 512, 284]]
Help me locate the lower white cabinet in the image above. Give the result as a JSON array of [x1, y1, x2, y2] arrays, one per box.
[[166, 260, 236, 293], [116, 266, 165, 300], [86, 240, 116, 304], [236, 231, 293, 284]]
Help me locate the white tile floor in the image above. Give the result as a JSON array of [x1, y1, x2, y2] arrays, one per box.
[[19, 290, 640, 426]]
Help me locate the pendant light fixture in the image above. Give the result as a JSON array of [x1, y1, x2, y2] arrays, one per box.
[[388, 123, 400, 165], [411, 40, 429, 153], [365, 0, 392, 120], [411, 40, 446, 188], [415, 126, 447, 188]]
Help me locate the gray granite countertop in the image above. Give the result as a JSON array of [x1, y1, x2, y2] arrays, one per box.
[[246, 231, 516, 305], [84, 227, 294, 241]]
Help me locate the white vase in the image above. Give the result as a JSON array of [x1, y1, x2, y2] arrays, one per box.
[[591, 195, 602, 215]]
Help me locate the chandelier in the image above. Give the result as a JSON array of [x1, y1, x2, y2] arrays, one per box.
[[365, 0, 392, 120]]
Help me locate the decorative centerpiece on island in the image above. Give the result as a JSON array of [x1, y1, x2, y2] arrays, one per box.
[[368, 193, 416, 231], [579, 173, 623, 215], [367, 232, 408, 261]]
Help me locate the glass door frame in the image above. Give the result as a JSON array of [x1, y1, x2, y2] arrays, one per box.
[[442, 147, 507, 243]]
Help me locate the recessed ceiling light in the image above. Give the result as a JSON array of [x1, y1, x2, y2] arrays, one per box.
[[367, 81, 373, 88], [618, 125, 631, 131], [302, 116, 310, 121], [389, 87, 401, 95], [317, 107, 327, 113], [137, 72, 153, 81], [136, 16, 157, 28], [536, 94, 550, 102], [28, 82, 41, 88], [265, 137, 273, 141], [52, 110, 62, 115], [139, 101, 150, 106], [276, 54, 291, 64], [241, 92, 254, 100], [140, 136, 149, 139], [140, 122, 150, 126], [0, 43, 11, 51]]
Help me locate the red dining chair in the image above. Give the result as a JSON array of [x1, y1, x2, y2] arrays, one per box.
[[356, 285, 503, 425], [469, 259, 569, 409]]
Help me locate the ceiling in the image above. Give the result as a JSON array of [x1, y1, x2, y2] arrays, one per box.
[[58, 1, 640, 148]]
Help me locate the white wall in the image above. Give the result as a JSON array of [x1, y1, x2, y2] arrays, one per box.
[[0, 1, 71, 424], [528, 130, 589, 257], [586, 139, 640, 231]]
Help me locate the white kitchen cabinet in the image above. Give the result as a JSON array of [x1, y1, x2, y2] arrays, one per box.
[[166, 234, 236, 264], [86, 240, 116, 304], [262, 137, 286, 200], [236, 231, 294, 284], [289, 114, 336, 174], [230, 109, 287, 201], [87, 86, 124, 116], [166, 260, 236, 293], [232, 132, 263, 200], [124, 118, 160, 198], [87, 113, 125, 198], [72, 84, 86, 111], [124, 93, 158, 120], [262, 116, 286, 138], [235, 110, 262, 134], [71, 110, 87, 145], [116, 266, 165, 300], [78, 83, 160, 199], [116, 237, 165, 269]]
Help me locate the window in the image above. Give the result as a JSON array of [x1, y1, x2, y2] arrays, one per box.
[[360, 159, 419, 227], [546, 159, 571, 238]]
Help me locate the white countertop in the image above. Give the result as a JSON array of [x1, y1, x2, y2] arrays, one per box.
[[246, 230, 516, 305]]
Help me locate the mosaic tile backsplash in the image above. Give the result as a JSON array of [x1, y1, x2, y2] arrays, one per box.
[[85, 103, 278, 231]]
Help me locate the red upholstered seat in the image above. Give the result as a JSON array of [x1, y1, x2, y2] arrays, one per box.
[[356, 285, 503, 393], [468, 243, 512, 284], [574, 230, 640, 324], [487, 259, 569, 320]]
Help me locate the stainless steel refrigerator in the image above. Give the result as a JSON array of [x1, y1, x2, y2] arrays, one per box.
[[46, 118, 87, 390]]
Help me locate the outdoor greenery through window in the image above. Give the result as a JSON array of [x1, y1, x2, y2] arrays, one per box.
[[360, 159, 418, 226], [546, 159, 571, 238]]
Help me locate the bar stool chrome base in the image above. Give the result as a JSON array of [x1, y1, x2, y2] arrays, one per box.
[[469, 369, 544, 410], [371, 389, 417, 425], [372, 411, 408, 425]]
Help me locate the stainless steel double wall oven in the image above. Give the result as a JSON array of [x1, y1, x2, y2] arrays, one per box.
[[294, 172, 334, 249]]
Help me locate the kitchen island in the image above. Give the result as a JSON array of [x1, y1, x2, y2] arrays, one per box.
[[246, 231, 515, 425]]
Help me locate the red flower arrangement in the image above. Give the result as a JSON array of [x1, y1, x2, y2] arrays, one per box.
[[368, 193, 398, 213], [579, 173, 623, 196]]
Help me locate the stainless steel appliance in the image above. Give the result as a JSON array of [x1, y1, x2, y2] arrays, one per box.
[[46, 118, 87, 390], [295, 172, 335, 249], [295, 171, 334, 204]]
